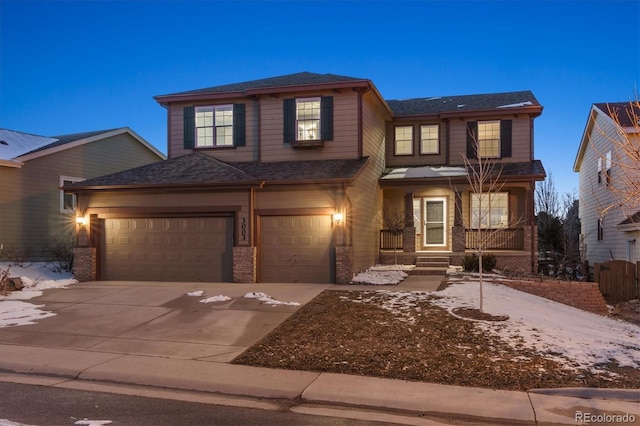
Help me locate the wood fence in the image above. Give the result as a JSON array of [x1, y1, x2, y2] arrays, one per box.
[[594, 260, 639, 303]]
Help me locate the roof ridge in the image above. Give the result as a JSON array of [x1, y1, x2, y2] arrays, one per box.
[[195, 152, 258, 180]]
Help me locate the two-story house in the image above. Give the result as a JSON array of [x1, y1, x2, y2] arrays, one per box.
[[68, 72, 545, 283], [574, 101, 640, 266], [0, 128, 165, 262]]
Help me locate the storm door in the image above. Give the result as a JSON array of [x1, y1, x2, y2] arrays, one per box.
[[423, 198, 446, 247]]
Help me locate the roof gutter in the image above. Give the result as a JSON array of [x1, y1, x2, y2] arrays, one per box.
[[67, 181, 265, 192]]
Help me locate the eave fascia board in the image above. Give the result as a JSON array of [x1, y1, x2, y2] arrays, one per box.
[[0, 159, 24, 168], [68, 181, 265, 192], [15, 127, 166, 162], [439, 105, 543, 119], [154, 91, 247, 105]]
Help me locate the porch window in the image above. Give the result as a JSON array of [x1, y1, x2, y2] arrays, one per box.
[[471, 192, 508, 229], [296, 97, 321, 141], [477, 120, 500, 157], [395, 126, 413, 155], [60, 176, 84, 213], [420, 124, 439, 154], [195, 105, 234, 147]]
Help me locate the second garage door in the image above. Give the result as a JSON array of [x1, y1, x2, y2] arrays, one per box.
[[102, 217, 233, 282], [260, 215, 333, 283]]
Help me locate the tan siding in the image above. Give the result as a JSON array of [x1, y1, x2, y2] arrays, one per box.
[[448, 116, 532, 165], [385, 121, 447, 167], [349, 92, 386, 273], [0, 167, 26, 255], [168, 100, 258, 162], [0, 134, 163, 260], [259, 91, 360, 162], [255, 187, 334, 210]]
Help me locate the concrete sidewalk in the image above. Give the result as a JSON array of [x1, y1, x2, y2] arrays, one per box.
[[0, 278, 638, 425]]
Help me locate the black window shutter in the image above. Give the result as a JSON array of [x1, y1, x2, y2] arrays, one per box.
[[233, 103, 246, 147], [183, 106, 195, 149], [320, 96, 334, 140], [500, 119, 512, 158], [466, 121, 477, 159], [283, 98, 296, 144]]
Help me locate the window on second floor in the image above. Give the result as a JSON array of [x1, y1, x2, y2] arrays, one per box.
[[420, 124, 439, 154], [597, 218, 604, 240], [597, 151, 612, 186], [183, 104, 245, 149], [283, 96, 333, 145], [296, 98, 320, 141], [466, 120, 512, 159], [471, 192, 508, 229], [195, 105, 233, 147], [395, 126, 413, 155], [60, 176, 84, 213], [477, 120, 500, 157]]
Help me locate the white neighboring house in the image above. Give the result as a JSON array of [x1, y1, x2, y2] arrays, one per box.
[[574, 102, 640, 266]]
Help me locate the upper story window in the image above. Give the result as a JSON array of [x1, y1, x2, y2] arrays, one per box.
[[183, 104, 245, 149], [195, 105, 233, 147], [283, 96, 333, 146], [597, 150, 612, 186], [60, 176, 84, 213], [395, 126, 413, 155], [466, 120, 512, 159], [477, 120, 500, 157], [471, 192, 508, 229], [296, 98, 320, 141], [420, 124, 439, 154]]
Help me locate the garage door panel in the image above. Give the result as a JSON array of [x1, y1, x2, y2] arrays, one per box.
[[103, 217, 233, 282], [261, 215, 332, 283]]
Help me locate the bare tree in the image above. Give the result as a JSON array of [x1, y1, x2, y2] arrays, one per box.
[[461, 135, 511, 312]]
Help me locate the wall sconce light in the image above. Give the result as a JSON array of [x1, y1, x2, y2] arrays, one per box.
[[76, 216, 87, 226], [333, 212, 344, 224]]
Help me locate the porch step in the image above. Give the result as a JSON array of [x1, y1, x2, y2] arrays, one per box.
[[415, 256, 450, 268], [411, 256, 450, 276]]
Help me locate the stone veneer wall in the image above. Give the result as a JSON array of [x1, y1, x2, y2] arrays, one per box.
[[73, 247, 96, 282], [495, 279, 609, 316], [336, 246, 354, 284], [233, 246, 256, 283]]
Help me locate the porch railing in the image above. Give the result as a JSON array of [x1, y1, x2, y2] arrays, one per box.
[[465, 228, 524, 250], [380, 230, 403, 250]]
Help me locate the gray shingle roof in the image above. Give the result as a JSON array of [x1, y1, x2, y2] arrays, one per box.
[[381, 160, 545, 181], [158, 72, 366, 97], [70, 152, 369, 188], [595, 102, 640, 128], [386, 91, 541, 115]]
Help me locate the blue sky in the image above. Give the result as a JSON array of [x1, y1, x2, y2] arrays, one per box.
[[1, 0, 638, 197]]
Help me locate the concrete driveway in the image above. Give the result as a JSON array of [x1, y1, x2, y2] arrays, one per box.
[[0, 281, 333, 363]]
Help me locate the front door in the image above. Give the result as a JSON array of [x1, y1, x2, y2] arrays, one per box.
[[423, 198, 446, 247]]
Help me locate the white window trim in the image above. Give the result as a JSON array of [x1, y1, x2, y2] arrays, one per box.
[[477, 120, 501, 158], [423, 197, 447, 247], [60, 176, 85, 213], [394, 125, 414, 155], [420, 124, 439, 154], [296, 97, 321, 141], [195, 104, 234, 148]]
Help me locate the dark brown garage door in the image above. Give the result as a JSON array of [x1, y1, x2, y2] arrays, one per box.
[[102, 217, 233, 282], [260, 215, 332, 283]]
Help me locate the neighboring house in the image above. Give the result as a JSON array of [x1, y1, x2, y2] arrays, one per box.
[[0, 128, 166, 261], [574, 102, 640, 266], [68, 72, 545, 283]]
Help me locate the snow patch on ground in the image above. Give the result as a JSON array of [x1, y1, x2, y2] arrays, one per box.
[[244, 292, 301, 306], [200, 295, 232, 303], [352, 264, 413, 285]]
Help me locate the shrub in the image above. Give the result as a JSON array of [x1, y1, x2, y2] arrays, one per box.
[[0, 243, 30, 266], [43, 232, 75, 272], [461, 254, 497, 272]]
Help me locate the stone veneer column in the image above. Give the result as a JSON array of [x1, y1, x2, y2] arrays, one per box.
[[452, 226, 466, 252], [233, 246, 256, 283], [73, 247, 96, 282], [402, 226, 416, 253], [335, 246, 353, 284]]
